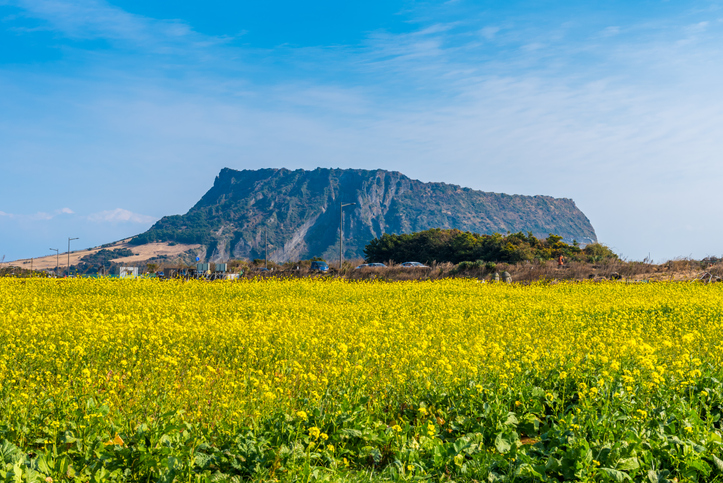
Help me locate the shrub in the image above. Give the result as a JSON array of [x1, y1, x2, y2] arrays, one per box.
[[364, 229, 592, 264]]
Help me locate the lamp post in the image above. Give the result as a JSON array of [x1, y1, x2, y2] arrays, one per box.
[[67, 237, 78, 277], [340, 202, 356, 271], [265, 227, 268, 269], [50, 248, 59, 277]]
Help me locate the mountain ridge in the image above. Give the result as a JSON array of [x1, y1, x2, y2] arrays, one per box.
[[130, 167, 597, 263]]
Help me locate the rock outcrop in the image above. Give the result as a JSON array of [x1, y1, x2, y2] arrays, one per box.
[[131, 167, 597, 263]]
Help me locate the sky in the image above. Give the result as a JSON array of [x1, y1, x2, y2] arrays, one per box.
[[1, 0, 722, 262]]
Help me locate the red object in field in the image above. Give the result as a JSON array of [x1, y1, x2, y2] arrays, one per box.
[[558, 255, 564, 266]]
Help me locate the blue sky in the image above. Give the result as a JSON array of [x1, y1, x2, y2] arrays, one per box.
[[1, 0, 723, 262]]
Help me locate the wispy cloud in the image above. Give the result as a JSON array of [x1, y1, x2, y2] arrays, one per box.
[[0, 207, 74, 220], [87, 208, 156, 223], [4, 0, 224, 53], [480, 26, 500, 40]]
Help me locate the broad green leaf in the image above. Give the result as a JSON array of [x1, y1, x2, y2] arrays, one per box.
[[495, 433, 511, 454], [505, 413, 519, 426], [617, 457, 640, 471], [712, 454, 723, 472], [514, 463, 543, 478], [600, 467, 631, 482]]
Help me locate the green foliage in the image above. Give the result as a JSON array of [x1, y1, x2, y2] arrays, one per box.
[[72, 249, 136, 275], [3, 376, 723, 482], [130, 212, 215, 246], [583, 243, 619, 263], [79, 249, 134, 266], [364, 229, 594, 264]]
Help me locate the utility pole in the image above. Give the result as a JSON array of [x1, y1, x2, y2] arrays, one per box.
[[67, 237, 78, 277], [50, 248, 59, 277], [265, 227, 268, 269], [340, 201, 356, 271]]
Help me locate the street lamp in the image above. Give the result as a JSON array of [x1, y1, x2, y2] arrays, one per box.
[[340, 201, 356, 271], [67, 237, 78, 277], [50, 248, 59, 277], [265, 226, 268, 269]]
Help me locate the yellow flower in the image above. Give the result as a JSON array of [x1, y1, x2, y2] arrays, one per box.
[[3, 276, 722, 474]]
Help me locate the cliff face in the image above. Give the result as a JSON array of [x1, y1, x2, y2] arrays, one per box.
[[132, 167, 597, 263]]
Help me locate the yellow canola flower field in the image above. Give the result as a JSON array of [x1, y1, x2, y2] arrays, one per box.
[[1, 277, 723, 482]]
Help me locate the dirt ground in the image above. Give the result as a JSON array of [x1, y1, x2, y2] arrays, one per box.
[[0, 241, 202, 271]]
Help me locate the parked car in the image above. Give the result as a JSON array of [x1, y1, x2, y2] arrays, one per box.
[[310, 261, 329, 272], [400, 261, 429, 268], [355, 263, 387, 269]]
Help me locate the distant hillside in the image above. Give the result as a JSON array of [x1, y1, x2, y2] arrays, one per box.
[[130, 168, 597, 263]]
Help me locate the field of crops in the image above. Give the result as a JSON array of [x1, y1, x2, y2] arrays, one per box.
[[2, 278, 723, 482]]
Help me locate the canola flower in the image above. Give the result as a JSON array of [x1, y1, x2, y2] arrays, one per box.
[[1, 278, 723, 481]]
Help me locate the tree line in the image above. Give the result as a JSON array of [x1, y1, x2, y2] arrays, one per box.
[[363, 229, 617, 264]]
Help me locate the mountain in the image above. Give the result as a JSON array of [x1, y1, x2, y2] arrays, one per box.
[[130, 167, 597, 263]]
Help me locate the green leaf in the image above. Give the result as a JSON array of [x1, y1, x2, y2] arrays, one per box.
[[0, 441, 22, 465], [35, 454, 52, 474], [687, 458, 711, 475], [617, 457, 640, 471], [648, 469, 671, 483], [600, 467, 632, 482], [545, 456, 561, 472], [711, 454, 723, 472], [369, 448, 382, 464], [487, 471, 504, 482], [514, 463, 543, 478], [494, 433, 511, 454]]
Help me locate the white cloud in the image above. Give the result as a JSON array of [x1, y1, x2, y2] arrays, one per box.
[[87, 208, 157, 223], [480, 26, 500, 40], [600, 26, 620, 37], [5, 0, 218, 53], [0, 208, 74, 220]]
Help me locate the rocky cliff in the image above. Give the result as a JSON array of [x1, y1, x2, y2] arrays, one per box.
[[131, 167, 597, 263]]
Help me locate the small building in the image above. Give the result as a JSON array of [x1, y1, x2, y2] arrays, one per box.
[[118, 267, 138, 278]]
